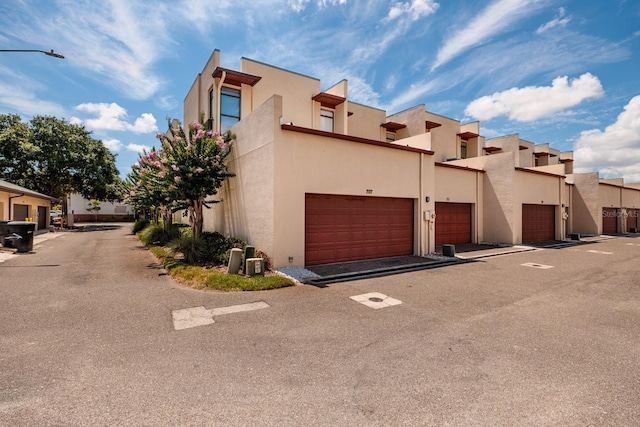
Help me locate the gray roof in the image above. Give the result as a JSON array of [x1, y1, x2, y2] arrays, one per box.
[[0, 179, 57, 201]]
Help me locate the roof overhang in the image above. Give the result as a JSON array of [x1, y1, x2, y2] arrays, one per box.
[[312, 92, 346, 108], [483, 146, 501, 153], [426, 121, 442, 130], [381, 121, 407, 131], [458, 131, 479, 139], [213, 67, 262, 87]]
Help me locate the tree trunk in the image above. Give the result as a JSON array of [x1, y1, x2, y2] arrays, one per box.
[[190, 198, 204, 239], [161, 207, 173, 231]]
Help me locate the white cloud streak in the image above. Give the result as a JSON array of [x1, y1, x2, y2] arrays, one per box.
[[102, 138, 123, 151], [574, 96, 640, 181], [127, 143, 152, 154], [74, 103, 158, 133], [465, 73, 604, 122], [431, 0, 550, 70], [536, 7, 571, 34], [385, 0, 439, 22]]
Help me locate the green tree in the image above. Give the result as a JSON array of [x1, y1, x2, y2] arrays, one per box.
[[0, 114, 124, 201]]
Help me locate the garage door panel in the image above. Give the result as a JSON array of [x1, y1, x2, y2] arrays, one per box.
[[602, 208, 618, 234], [305, 194, 413, 266], [522, 204, 555, 242], [435, 203, 471, 246], [628, 210, 638, 231]]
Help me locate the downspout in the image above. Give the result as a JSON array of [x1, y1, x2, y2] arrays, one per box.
[[476, 170, 480, 244], [419, 153, 424, 255], [8, 193, 24, 220], [215, 70, 227, 133]]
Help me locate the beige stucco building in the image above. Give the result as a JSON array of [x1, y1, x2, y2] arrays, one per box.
[[180, 50, 640, 268], [0, 179, 55, 231]]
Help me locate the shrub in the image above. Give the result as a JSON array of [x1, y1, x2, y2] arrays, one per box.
[[132, 219, 150, 234], [139, 223, 181, 245], [169, 236, 208, 264]]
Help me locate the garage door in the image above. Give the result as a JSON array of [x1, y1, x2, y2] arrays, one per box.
[[435, 202, 471, 246], [627, 209, 638, 232], [602, 208, 618, 234], [522, 204, 555, 242], [305, 194, 413, 266], [13, 204, 28, 221]]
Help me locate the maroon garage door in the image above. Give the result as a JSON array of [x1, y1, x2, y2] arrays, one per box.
[[602, 208, 618, 234], [626, 209, 637, 232], [435, 202, 471, 246], [522, 204, 555, 242], [305, 194, 413, 266]]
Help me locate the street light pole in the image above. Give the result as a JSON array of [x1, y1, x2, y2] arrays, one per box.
[[0, 49, 65, 59]]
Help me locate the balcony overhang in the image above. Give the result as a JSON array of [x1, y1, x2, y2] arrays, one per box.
[[312, 92, 346, 108], [483, 146, 501, 153], [381, 121, 407, 131], [213, 67, 262, 87], [426, 121, 442, 130], [458, 131, 479, 139]]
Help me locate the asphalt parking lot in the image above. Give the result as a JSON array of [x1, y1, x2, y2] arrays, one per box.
[[1, 227, 639, 426]]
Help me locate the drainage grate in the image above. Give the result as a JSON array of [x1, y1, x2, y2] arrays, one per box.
[[521, 262, 553, 269]]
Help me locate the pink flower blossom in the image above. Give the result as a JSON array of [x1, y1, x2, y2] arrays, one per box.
[[159, 171, 166, 178], [172, 164, 179, 171], [215, 155, 221, 161], [155, 133, 163, 140], [186, 143, 193, 151], [196, 167, 203, 173], [194, 129, 205, 140], [174, 176, 181, 183], [189, 121, 203, 131]]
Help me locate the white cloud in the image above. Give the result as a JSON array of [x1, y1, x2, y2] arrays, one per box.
[[288, 0, 346, 12], [536, 7, 571, 34], [574, 96, 640, 181], [74, 103, 158, 134], [103, 138, 123, 151], [0, 82, 65, 117], [127, 143, 152, 153], [386, 0, 439, 22], [431, 0, 550, 70], [464, 73, 604, 122]]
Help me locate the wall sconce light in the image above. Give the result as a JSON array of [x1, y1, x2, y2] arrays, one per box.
[[425, 196, 430, 202]]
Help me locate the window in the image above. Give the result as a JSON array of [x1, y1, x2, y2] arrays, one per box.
[[220, 87, 241, 133], [208, 89, 215, 130], [460, 141, 467, 159], [320, 109, 334, 132], [386, 131, 396, 142]]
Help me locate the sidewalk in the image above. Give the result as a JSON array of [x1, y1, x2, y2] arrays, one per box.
[[0, 231, 65, 263]]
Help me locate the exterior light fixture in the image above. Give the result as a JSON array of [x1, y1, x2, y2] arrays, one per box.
[[0, 49, 65, 59]]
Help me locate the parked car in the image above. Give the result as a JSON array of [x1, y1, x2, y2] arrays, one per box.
[[50, 210, 62, 225]]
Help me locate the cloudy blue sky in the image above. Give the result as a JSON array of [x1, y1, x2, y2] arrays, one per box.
[[1, 0, 639, 180]]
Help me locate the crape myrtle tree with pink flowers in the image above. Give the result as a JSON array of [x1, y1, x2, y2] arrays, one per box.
[[127, 118, 234, 239]]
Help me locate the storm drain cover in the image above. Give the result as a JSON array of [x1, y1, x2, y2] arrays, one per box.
[[521, 262, 554, 269], [350, 292, 402, 309]]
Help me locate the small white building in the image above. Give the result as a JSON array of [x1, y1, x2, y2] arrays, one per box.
[[68, 194, 134, 222]]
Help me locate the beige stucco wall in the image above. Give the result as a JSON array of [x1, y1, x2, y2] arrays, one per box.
[[622, 188, 640, 209], [219, 95, 279, 258], [348, 102, 386, 141], [183, 50, 220, 126], [599, 184, 622, 209], [386, 105, 425, 140], [425, 113, 460, 163], [569, 173, 600, 235], [241, 58, 320, 129]]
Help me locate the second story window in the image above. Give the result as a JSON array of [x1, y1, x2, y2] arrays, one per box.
[[386, 131, 396, 142], [320, 109, 334, 132], [461, 141, 467, 159], [220, 87, 241, 133], [208, 89, 215, 130]]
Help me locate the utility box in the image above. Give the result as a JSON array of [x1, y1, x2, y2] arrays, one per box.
[[245, 258, 264, 277], [442, 244, 455, 257]]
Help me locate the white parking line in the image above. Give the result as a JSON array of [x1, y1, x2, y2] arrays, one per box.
[[172, 301, 270, 330], [350, 292, 402, 309], [586, 250, 613, 255]]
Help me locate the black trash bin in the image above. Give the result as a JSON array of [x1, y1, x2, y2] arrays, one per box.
[[1, 221, 36, 253], [0, 221, 8, 247]]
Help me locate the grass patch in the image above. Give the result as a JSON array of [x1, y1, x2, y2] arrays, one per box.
[[144, 241, 294, 292]]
